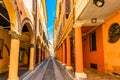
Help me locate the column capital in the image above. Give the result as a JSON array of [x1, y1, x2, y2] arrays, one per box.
[[75, 72, 87, 79], [9, 31, 20, 40], [66, 36, 72, 38], [30, 44, 35, 47], [38, 46, 41, 49], [73, 21, 84, 28]]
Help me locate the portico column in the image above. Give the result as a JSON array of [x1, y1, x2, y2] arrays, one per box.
[[29, 44, 35, 70], [74, 27, 87, 79], [44, 49, 47, 59], [8, 31, 20, 80], [40, 49, 42, 62], [57, 50, 59, 60], [41, 49, 43, 61], [42, 50, 44, 60], [66, 37, 72, 70], [58, 48, 60, 61], [45, 49, 47, 59], [41, 47, 45, 61], [43, 50, 45, 60], [38, 48, 41, 63], [60, 45, 63, 63], [62, 42, 65, 64]]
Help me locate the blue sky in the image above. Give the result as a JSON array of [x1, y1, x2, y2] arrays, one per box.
[[46, 0, 56, 44]]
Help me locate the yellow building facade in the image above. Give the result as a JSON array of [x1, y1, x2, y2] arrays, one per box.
[[54, 0, 120, 79], [0, 0, 49, 79]]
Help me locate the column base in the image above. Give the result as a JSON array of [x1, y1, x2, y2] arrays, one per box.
[[75, 72, 87, 80], [62, 64, 66, 69], [66, 66, 75, 77], [62, 63, 66, 66], [29, 66, 34, 71], [8, 77, 19, 80], [66, 66, 73, 70], [59, 61, 62, 64]]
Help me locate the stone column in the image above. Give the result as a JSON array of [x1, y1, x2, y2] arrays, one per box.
[[66, 37, 72, 70], [46, 49, 50, 58], [41, 49, 43, 61], [29, 44, 35, 70], [58, 48, 60, 61], [62, 42, 66, 64], [60, 45, 63, 62], [45, 49, 47, 59], [45, 49, 49, 59], [57, 50, 59, 60], [41, 47, 45, 61], [44, 49, 46, 59], [8, 31, 20, 80], [40, 49, 42, 62], [74, 27, 87, 79], [43, 50, 45, 60], [38, 48, 41, 63]]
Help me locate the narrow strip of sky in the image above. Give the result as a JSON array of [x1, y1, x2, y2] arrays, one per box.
[[46, 0, 56, 43]]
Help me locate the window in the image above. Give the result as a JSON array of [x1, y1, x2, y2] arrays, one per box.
[[59, 2, 62, 15], [90, 31, 96, 51], [58, 2, 62, 20], [65, 0, 70, 18]]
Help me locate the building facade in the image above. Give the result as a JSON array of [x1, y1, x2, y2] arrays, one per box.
[[54, 0, 120, 79], [0, 0, 49, 80]]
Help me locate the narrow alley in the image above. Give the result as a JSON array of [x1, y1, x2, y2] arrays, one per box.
[[1, 0, 120, 80], [21, 57, 73, 80]]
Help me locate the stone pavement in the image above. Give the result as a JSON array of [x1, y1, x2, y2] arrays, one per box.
[[22, 57, 74, 80]]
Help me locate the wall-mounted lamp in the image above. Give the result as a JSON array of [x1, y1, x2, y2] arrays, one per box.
[[91, 18, 97, 23], [93, 0, 105, 7]]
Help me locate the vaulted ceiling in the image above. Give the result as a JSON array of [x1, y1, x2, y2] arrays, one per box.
[[0, 1, 10, 29]]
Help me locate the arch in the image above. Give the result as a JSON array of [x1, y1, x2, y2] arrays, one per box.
[[21, 17, 34, 43], [21, 17, 33, 34], [3, 0, 18, 30], [18, 17, 34, 73]]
